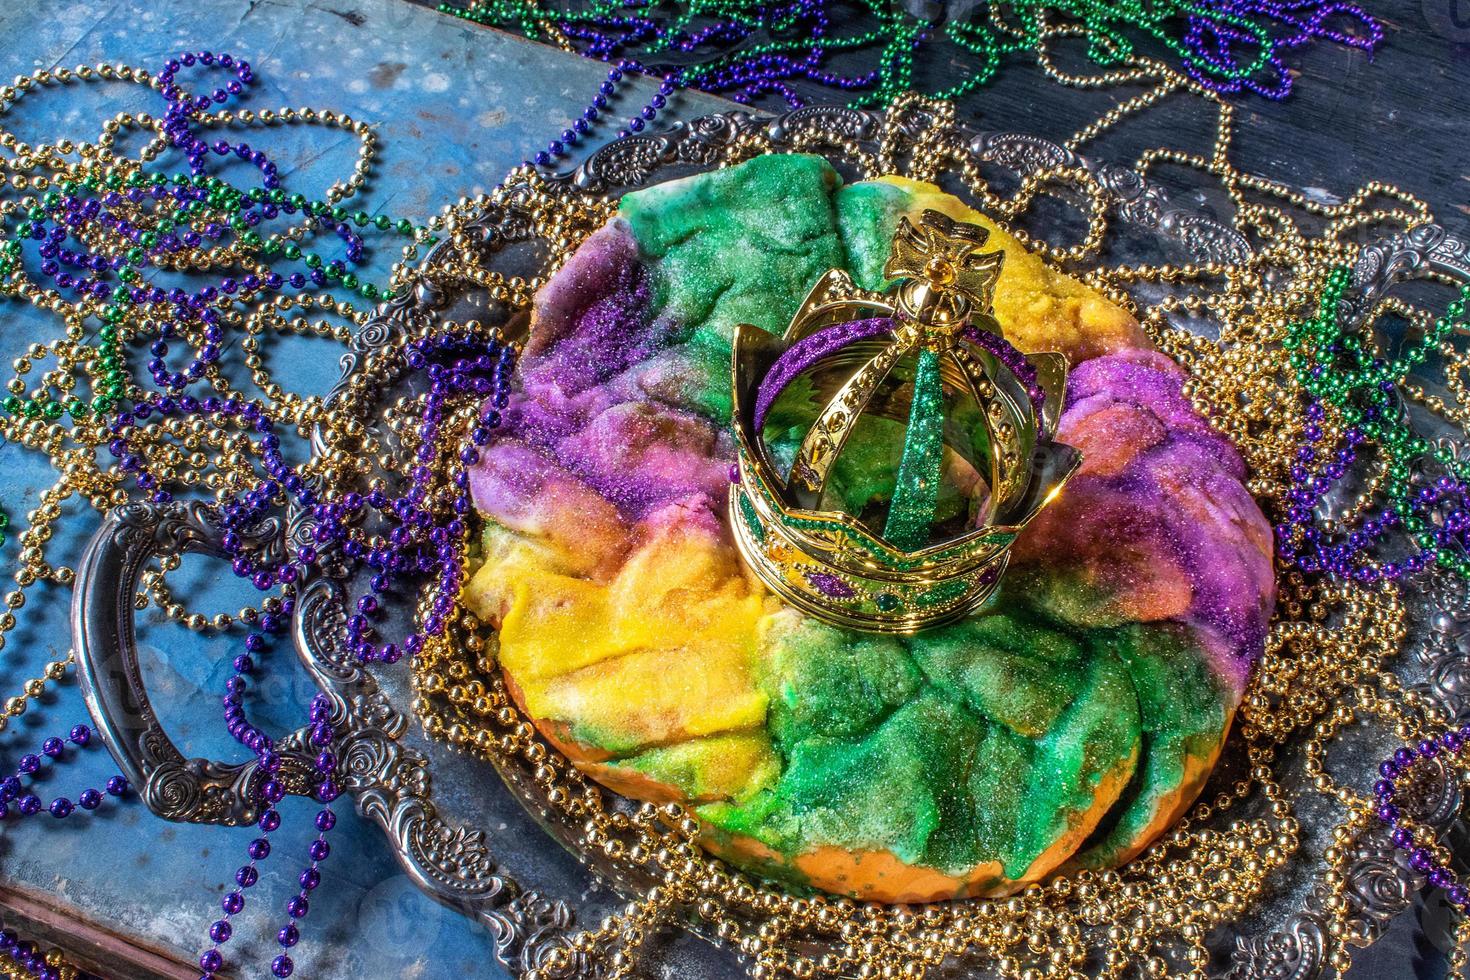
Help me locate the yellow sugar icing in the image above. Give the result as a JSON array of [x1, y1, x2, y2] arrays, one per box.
[[466, 504, 774, 756]]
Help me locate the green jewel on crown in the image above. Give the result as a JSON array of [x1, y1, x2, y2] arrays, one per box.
[[728, 210, 1083, 633]]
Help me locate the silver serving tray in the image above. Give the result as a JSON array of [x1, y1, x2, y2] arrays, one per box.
[[71, 106, 1470, 979]]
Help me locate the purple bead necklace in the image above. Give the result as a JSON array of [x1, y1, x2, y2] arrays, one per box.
[[157, 51, 277, 188], [0, 726, 127, 824], [1373, 725, 1470, 910], [199, 694, 339, 979], [532, 59, 679, 167], [104, 326, 513, 978]]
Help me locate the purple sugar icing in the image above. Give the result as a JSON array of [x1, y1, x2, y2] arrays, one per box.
[[553, 400, 734, 520], [1065, 348, 1241, 473], [1065, 349, 1194, 419], [752, 317, 894, 430], [1038, 351, 1276, 666], [521, 221, 665, 403], [487, 219, 742, 522]]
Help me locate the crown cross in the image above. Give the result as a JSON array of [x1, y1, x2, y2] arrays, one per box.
[[886, 209, 1005, 335]]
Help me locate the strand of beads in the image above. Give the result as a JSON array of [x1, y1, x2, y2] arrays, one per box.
[[198, 693, 338, 980], [172, 329, 510, 975], [0, 726, 127, 824], [442, 0, 1381, 108], [1373, 726, 1470, 910], [222, 629, 283, 756], [1277, 267, 1470, 583], [197, 628, 314, 980], [531, 59, 678, 167], [267, 696, 339, 979], [339, 329, 513, 664], [157, 52, 273, 187], [1179, 0, 1383, 99], [198, 793, 281, 979], [165, 325, 513, 976]]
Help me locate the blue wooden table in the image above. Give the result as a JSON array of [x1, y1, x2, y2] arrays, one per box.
[[0, 2, 730, 975], [0, 0, 1458, 977]]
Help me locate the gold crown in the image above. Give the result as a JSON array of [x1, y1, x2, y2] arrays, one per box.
[[729, 210, 1082, 633]]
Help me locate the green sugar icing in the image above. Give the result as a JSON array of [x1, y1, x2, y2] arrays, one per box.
[[761, 622, 921, 748], [617, 153, 848, 424], [908, 608, 1085, 738], [620, 156, 846, 331], [698, 604, 1144, 883], [834, 178, 916, 291], [586, 153, 1238, 888], [1073, 622, 1231, 868]]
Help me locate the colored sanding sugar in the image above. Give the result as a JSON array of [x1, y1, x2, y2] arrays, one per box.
[[465, 154, 1274, 901]]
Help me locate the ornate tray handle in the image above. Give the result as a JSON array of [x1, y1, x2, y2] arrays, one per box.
[[70, 501, 320, 826], [71, 501, 579, 973]]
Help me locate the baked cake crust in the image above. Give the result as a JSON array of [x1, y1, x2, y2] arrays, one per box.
[[465, 155, 1274, 902]]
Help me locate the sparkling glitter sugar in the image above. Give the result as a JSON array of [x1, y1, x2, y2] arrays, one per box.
[[0, 29, 1463, 980], [413, 94, 1470, 980]]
